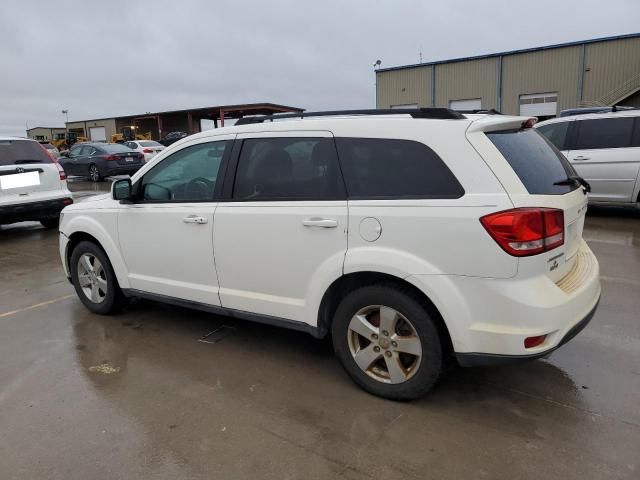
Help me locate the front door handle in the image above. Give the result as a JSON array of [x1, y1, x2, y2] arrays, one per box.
[[573, 156, 590, 161], [183, 215, 208, 224], [302, 218, 338, 228]]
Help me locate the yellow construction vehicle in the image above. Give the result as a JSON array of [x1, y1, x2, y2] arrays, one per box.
[[51, 132, 88, 151], [110, 127, 152, 143]]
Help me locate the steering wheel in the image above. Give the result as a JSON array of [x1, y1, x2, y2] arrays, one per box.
[[185, 177, 214, 199]]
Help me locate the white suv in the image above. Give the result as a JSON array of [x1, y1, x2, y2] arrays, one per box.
[[1, 137, 72, 228], [536, 109, 640, 206], [58, 109, 601, 400]]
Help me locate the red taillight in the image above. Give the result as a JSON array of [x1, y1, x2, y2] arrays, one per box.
[[105, 154, 117, 161], [521, 118, 537, 129], [524, 335, 547, 349], [480, 208, 564, 257], [55, 162, 67, 180], [142, 148, 153, 153]]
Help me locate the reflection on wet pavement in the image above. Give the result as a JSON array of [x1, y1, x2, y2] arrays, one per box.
[[0, 203, 639, 479]]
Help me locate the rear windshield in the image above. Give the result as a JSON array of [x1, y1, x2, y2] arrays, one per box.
[[486, 128, 578, 195], [99, 144, 133, 153], [0, 139, 53, 166], [139, 141, 162, 147]]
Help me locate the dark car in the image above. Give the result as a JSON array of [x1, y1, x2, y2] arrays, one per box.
[[59, 143, 144, 182], [159, 131, 188, 146]]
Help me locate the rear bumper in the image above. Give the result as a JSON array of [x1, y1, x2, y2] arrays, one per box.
[[0, 196, 73, 224], [103, 164, 143, 176], [407, 239, 601, 362], [455, 296, 600, 366]]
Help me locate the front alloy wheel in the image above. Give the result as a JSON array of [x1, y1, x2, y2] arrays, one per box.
[[77, 253, 108, 303]]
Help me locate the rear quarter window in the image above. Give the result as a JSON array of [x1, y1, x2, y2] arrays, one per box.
[[0, 139, 53, 166], [486, 128, 577, 195], [335, 138, 464, 199]]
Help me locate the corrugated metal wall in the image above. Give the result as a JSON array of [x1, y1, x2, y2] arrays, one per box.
[[376, 35, 640, 116], [434, 57, 499, 109], [582, 37, 640, 103], [376, 65, 432, 108], [501, 46, 581, 115]]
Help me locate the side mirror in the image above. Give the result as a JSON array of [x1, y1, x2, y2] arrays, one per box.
[[112, 178, 132, 202]]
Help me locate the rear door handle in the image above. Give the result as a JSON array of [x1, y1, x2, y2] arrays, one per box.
[[183, 215, 208, 224], [302, 218, 338, 228], [573, 156, 590, 161]]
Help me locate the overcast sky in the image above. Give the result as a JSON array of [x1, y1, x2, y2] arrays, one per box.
[[1, 0, 639, 136]]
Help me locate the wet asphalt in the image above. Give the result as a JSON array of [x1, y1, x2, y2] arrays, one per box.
[[0, 178, 639, 479]]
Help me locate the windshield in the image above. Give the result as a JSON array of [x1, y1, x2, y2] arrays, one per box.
[[486, 128, 579, 195], [0, 139, 53, 166]]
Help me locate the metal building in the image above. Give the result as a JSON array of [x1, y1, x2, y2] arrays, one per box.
[[26, 126, 66, 142], [376, 33, 640, 119]]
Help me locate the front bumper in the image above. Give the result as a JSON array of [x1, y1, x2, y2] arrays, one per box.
[[0, 197, 73, 224]]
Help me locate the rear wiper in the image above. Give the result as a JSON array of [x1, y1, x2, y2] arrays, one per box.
[[14, 159, 44, 164], [554, 175, 591, 193]]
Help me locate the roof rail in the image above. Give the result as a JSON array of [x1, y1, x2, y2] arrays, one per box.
[[235, 108, 465, 125]]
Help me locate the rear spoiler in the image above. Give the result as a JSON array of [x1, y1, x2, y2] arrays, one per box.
[[465, 115, 538, 134]]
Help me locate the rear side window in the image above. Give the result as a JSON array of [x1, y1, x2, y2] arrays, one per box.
[[574, 117, 634, 150], [0, 139, 53, 166], [233, 137, 344, 201], [633, 118, 640, 147], [486, 128, 577, 195], [335, 138, 464, 199], [536, 121, 569, 150]]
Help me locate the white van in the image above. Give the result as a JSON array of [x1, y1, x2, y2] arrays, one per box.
[[536, 110, 640, 206]]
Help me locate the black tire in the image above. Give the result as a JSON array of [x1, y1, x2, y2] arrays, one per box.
[[331, 284, 443, 400], [40, 216, 59, 229], [70, 240, 125, 315], [89, 164, 102, 182]]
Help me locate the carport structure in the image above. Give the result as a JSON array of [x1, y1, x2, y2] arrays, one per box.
[[115, 103, 304, 141]]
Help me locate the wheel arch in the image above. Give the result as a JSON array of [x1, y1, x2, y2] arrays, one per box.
[[316, 271, 453, 355], [64, 217, 130, 288]]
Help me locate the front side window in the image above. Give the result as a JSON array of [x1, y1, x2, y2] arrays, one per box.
[[536, 121, 570, 151], [139, 141, 229, 202], [335, 138, 464, 199], [574, 117, 634, 150], [232, 137, 343, 201]]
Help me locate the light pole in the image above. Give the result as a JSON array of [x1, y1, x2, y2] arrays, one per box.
[[373, 60, 381, 108], [61, 110, 69, 131]]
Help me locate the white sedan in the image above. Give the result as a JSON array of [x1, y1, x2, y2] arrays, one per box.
[[124, 140, 165, 162]]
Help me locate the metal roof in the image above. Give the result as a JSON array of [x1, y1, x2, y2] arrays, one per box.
[[377, 32, 640, 73], [66, 102, 304, 124]]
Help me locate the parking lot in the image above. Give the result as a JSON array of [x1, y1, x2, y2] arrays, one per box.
[[0, 179, 638, 480]]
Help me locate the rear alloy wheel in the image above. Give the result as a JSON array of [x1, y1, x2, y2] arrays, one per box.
[[89, 164, 102, 182], [70, 241, 124, 314], [332, 285, 443, 400]]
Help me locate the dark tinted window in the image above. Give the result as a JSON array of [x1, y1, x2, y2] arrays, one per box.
[[140, 141, 228, 202], [575, 117, 633, 150], [335, 138, 463, 199], [487, 129, 577, 195], [631, 118, 640, 147], [536, 121, 569, 150], [233, 137, 343, 201], [0, 139, 52, 166]]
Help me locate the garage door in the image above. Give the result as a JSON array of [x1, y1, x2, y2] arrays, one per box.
[[89, 127, 106, 142], [519, 93, 558, 117], [449, 98, 481, 111]]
